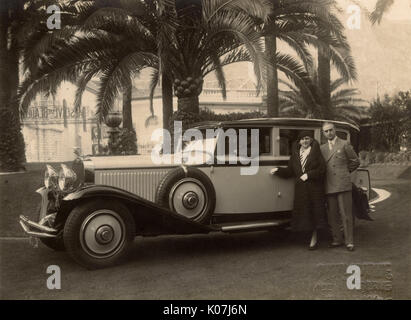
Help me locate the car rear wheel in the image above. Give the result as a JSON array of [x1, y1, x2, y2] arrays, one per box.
[[63, 199, 135, 269], [156, 167, 216, 224]]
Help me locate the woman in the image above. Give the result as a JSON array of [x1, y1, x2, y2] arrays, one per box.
[[271, 131, 327, 250]]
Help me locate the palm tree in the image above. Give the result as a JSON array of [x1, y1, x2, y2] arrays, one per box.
[[142, 0, 272, 115], [313, 1, 357, 117], [18, 0, 272, 130], [0, 0, 74, 170], [279, 74, 369, 124], [262, 0, 357, 117], [370, 0, 395, 24], [18, 0, 158, 130]]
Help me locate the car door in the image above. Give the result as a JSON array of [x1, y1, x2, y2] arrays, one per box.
[[209, 126, 294, 214]]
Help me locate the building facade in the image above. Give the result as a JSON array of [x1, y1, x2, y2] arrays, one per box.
[[22, 76, 265, 162]]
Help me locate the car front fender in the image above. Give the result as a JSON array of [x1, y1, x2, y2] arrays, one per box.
[[56, 184, 214, 236]]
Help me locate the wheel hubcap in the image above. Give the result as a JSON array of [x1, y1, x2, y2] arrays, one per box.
[[80, 210, 125, 258], [95, 225, 114, 244], [169, 178, 207, 219], [182, 191, 199, 209]]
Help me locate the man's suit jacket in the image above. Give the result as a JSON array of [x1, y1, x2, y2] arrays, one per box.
[[320, 137, 360, 194]]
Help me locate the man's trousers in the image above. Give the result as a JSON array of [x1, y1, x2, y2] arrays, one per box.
[[326, 191, 353, 245]]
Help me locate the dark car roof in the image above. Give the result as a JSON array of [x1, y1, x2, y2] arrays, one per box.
[[193, 117, 360, 132]]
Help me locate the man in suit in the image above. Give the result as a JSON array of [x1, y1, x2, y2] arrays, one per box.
[[321, 122, 360, 251]]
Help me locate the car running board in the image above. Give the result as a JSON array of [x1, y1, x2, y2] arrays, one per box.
[[216, 219, 291, 233]]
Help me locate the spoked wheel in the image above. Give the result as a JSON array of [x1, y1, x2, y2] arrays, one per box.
[[156, 167, 216, 224], [63, 200, 135, 269]]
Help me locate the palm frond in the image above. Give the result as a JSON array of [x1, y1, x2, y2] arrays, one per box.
[[148, 68, 159, 117], [275, 53, 318, 111], [370, 0, 395, 25], [74, 67, 100, 112], [203, 0, 272, 23]]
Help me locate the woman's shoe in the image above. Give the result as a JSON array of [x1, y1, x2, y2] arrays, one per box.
[[309, 230, 318, 250], [308, 242, 318, 250]]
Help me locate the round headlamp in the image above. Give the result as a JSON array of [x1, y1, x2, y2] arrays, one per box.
[[58, 164, 77, 192], [44, 165, 58, 189]]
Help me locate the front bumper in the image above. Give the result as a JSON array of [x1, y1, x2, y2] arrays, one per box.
[[19, 187, 60, 238], [19, 214, 58, 238]]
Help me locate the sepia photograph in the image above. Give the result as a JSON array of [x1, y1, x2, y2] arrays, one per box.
[[0, 0, 410, 303]]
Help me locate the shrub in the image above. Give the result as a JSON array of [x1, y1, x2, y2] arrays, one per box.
[[375, 152, 386, 163], [367, 91, 411, 152], [0, 108, 26, 172], [359, 150, 370, 166], [367, 151, 376, 164], [108, 128, 138, 155], [359, 150, 368, 161], [169, 110, 203, 132], [198, 109, 267, 122], [384, 153, 395, 163], [169, 108, 267, 131]]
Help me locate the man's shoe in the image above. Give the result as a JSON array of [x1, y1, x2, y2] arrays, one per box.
[[346, 244, 355, 251], [328, 242, 343, 248]]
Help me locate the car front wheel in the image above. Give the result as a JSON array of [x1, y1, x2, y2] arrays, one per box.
[[63, 199, 135, 269]]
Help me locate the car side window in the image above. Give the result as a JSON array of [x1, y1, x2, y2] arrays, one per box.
[[279, 128, 315, 156], [223, 127, 271, 156]]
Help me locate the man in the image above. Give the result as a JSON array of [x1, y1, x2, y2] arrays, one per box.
[[320, 122, 360, 251]]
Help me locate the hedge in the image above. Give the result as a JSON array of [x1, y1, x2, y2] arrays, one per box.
[[0, 108, 26, 172]]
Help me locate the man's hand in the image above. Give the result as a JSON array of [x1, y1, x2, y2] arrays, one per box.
[[300, 173, 308, 181], [270, 167, 279, 175]]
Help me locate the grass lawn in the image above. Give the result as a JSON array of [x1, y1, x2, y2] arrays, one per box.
[[1, 162, 410, 238]]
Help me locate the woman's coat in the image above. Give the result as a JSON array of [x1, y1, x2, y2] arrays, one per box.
[[276, 140, 327, 232]]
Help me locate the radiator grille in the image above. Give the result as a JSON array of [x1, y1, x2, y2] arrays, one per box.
[[95, 169, 170, 202]]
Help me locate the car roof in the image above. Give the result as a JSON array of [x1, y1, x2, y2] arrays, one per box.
[[193, 117, 360, 132]]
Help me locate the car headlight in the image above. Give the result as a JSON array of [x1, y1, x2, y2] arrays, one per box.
[[44, 165, 58, 189], [58, 164, 77, 192]]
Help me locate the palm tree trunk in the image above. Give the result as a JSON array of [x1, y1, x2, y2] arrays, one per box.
[[177, 96, 199, 114], [265, 35, 279, 117], [122, 77, 133, 130], [318, 50, 331, 118], [0, 3, 26, 171], [0, 9, 11, 111], [162, 74, 173, 131]]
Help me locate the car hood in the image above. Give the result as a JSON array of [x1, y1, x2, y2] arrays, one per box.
[[85, 154, 200, 170]]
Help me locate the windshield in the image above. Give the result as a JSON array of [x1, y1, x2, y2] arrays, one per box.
[[181, 137, 216, 164], [183, 138, 215, 153]]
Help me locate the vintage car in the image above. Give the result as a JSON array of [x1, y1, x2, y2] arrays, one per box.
[[19, 118, 371, 269]]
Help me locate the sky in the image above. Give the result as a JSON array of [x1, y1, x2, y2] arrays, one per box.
[[336, 0, 411, 100], [350, 0, 411, 20], [50, 0, 411, 108], [200, 0, 411, 102]]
